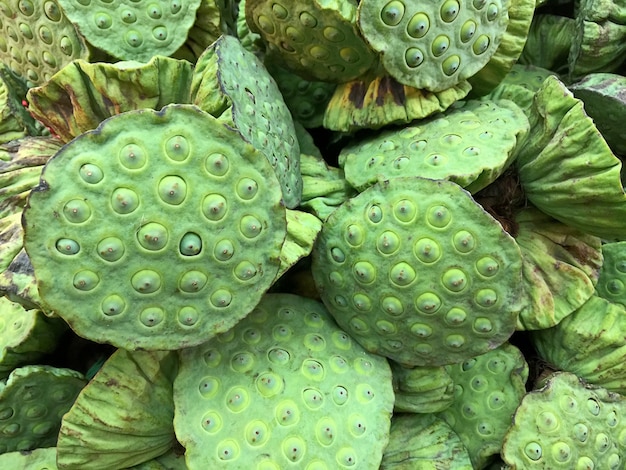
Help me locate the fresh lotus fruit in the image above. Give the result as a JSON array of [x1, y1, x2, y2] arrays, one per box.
[[531, 295, 626, 395], [390, 362, 455, 414], [380, 413, 473, 469], [338, 98, 529, 193], [0, 446, 57, 469], [245, 0, 377, 83], [0, 0, 91, 86], [192, 35, 302, 208], [437, 343, 528, 468], [56, 349, 178, 469], [0, 364, 86, 454], [514, 207, 603, 330], [501, 371, 626, 469], [56, 0, 202, 62], [357, 0, 511, 92], [596, 241, 626, 307], [26, 57, 194, 143], [22, 104, 287, 351], [173, 293, 394, 469], [311, 176, 527, 366]]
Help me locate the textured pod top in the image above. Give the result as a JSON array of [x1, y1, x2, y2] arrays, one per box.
[[596, 241, 626, 307], [22, 104, 287, 351]]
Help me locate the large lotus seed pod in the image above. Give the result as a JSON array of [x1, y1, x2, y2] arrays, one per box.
[[338, 99, 529, 193], [323, 74, 472, 132], [531, 295, 626, 395], [174, 293, 394, 469], [56, 0, 202, 62], [515, 207, 603, 330], [22, 104, 287, 351], [519, 15, 576, 73], [380, 413, 473, 469], [0, 297, 67, 379], [26, 57, 194, 143], [0, 447, 57, 469], [275, 209, 323, 282], [502, 371, 626, 469], [0, 0, 90, 86], [390, 362, 455, 414], [311, 176, 527, 366], [516, 75, 626, 241], [246, 0, 377, 83], [0, 365, 86, 454], [596, 241, 626, 307], [437, 343, 528, 468], [192, 35, 302, 208], [357, 0, 510, 93], [57, 349, 178, 470]]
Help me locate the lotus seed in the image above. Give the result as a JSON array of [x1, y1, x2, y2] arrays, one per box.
[[442, 55, 461, 75], [410, 323, 433, 338], [55, 238, 80, 255], [381, 1, 404, 26], [267, 347, 290, 365], [97, 237, 125, 262], [18, 0, 34, 15], [152, 26, 167, 41], [407, 13, 430, 38], [323, 26, 344, 42], [125, 31, 142, 48], [63, 199, 91, 223], [217, 439, 239, 461], [38, 25, 53, 44], [111, 187, 139, 214], [353, 293, 372, 311], [94, 12, 112, 29], [432, 35, 451, 57], [140, 307, 164, 327], [178, 306, 199, 326], [179, 270, 208, 293], [236, 178, 258, 200], [473, 35, 490, 55], [382, 296, 404, 316], [415, 292, 442, 313], [119, 143, 146, 169], [213, 239, 234, 261], [79, 164, 103, 183], [19, 22, 33, 39], [393, 199, 417, 222], [201, 411, 222, 433], [73, 270, 100, 291], [405, 47, 424, 68], [121, 9, 136, 23], [475, 288, 497, 307], [137, 222, 168, 250], [179, 232, 202, 255], [101, 295, 125, 316], [390, 262, 416, 286], [440, 0, 460, 22], [234, 261, 257, 281], [353, 261, 376, 284], [345, 224, 364, 246]]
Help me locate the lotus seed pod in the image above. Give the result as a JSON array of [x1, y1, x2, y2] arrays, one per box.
[[437, 343, 528, 468], [22, 104, 287, 351], [502, 371, 626, 469], [519, 14, 577, 72], [596, 241, 626, 307], [0, 365, 86, 454], [0, 0, 90, 86], [0, 447, 57, 469], [380, 413, 473, 469], [174, 293, 394, 469], [390, 362, 455, 414], [27, 57, 194, 143], [275, 209, 323, 282], [246, 0, 377, 83], [311, 176, 527, 366], [192, 35, 302, 208], [357, 0, 510, 92], [338, 98, 529, 193], [57, 349, 178, 469], [514, 207, 603, 330]]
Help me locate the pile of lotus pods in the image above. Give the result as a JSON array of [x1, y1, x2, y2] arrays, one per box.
[[0, 0, 625, 469]]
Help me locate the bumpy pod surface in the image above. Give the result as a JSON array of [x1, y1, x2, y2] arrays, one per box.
[[174, 293, 394, 469], [502, 372, 626, 469], [596, 241, 626, 307], [22, 104, 287, 350], [311, 177, 526, 366], [357, 0, 510, 92]]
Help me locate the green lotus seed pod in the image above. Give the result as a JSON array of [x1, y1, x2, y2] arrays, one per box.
[[275, 209, 323, 282], [390, 362, 455, 413], [0, 447, 57, 469], [174, 293, 394, 469], [311, 176, 527, 366], [22, 104, 287, 351]]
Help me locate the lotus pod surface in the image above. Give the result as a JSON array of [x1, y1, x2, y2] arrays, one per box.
[[245, 0, 377, 83], [596, 241, 626, 307], [174, 293, 394, 469], [390, 362, 455, 414], [26, 57, 194, 143], [515, 207, 603, 330], [501, 371, 626, 469], [380, 413, 473, 469], [56, 0, 202, 62], [192, 35, 302, 208], [0, 364, 86, 454], [0, 0, 90, 86], [22, 104, 287, 351], [437, 343, 528, 468], [57, 349, 178, 469], [311, 176, 527, 366], [0, 447, 57, 469], [357, 0, 510, 92], [338, 99, 529, 193]]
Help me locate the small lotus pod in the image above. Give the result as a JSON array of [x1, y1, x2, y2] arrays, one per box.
[[596, 241, 626, 307], [323, 74, 472, 133], [437, 343, 528, 468], [338, 99, 529, 193], [502, 371, 626, 469], [26, 57, 194, 143], [246, 0, 377, 83], [174, 293, 394, 469], [381, 413, 473, 469], [57, 349, 178, 469], [0, 447, 57, 469], [514, 207, 603, 330], [55, 0, 202, 62], [22, 104, 287, 351], [0, 365, 86, 454], [357, 0, 510, 93], [531, 295, 626, 395], [311, 176, 527, 366], [515, 75, 626, 241], [518, 15, 576, 73], [0, 297, 67, 379], [191, 35, 302, 208], [390, 362, 455, 414], [0, 0, 90, 86], [275, 209, 323, 282]]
